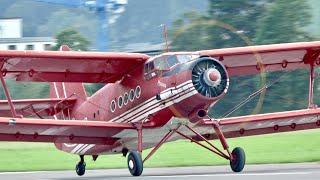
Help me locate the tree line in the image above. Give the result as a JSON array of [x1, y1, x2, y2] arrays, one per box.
[[168, 0, 320, 117]]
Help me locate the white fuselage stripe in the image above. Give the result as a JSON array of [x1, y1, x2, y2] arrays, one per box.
[[53, 82, 60, 99], [110, 81, 194, 122], [110, 80, 194, 122], [110, 81, 197, 123], [79, 144, 95, 154], [62, 82, 67, 98], [70, 144, 84, 154], [131, 88, 198, 122], [75, 144, 89, 154], [122, 86, 196, 123]]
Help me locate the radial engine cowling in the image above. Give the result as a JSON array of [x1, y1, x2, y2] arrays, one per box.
[[191, 57, 229, 99]]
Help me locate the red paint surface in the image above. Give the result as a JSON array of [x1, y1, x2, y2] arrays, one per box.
[[0, 42, 320, 156]]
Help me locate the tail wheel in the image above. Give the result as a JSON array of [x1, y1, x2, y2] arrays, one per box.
[[127, 151, 143, 176], [76, 162, 86, 176], [230, 147, 246, 172]]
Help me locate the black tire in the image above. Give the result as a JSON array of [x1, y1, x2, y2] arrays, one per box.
[[230, 147, 245, 172], [76, 162, 86, 176], [127, 151, 143, 176]]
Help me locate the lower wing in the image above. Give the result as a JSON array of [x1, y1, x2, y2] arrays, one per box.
[[199, 108, 320, 140], [0, 117, 140, 144]]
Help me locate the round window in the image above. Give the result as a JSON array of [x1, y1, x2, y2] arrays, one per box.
[[110, 100, 116, 112], [118, 96, 123, 108], [129, 89, 135, 101], [135, 86, 141, 98], [124, 93, 129, 105]]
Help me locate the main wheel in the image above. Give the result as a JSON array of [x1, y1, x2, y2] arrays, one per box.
[[76, 162, 86, 176], [230, 147, 245, 172], [127, 151, 143, 176]]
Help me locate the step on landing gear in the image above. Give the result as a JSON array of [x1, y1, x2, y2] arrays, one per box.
[[76, 155, 86, 176]]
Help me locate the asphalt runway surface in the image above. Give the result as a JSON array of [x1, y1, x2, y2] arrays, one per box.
[[0, 162, 319, 180]]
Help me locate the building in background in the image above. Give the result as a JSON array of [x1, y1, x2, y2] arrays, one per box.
[[0, 18, 55, 51]]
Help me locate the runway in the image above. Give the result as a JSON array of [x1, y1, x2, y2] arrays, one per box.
[[0, 162, 319, 180]]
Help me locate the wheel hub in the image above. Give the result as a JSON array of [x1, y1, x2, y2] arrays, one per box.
[[128, 159, 134, 169]]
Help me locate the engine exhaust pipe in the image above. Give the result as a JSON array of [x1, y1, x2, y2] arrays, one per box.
[[189, 109, 207, 123]]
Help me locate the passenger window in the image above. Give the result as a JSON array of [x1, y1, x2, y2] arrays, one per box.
[[154, 57, 169, 70], [166, 55, 179, 67]]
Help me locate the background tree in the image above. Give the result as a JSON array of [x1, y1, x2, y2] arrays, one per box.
[[51, 29, 91, 51], [37, 9, 96, 44], [255, 0, 312, 44], [169, 11, 211, 51], [206, 0, 269, 48], [169, 0, 316, 118]]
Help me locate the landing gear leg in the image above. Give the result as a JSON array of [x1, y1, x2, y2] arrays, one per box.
[[75, 155, 86, 176], [127, 124, 143, 176], [212, 121, 246, 172]]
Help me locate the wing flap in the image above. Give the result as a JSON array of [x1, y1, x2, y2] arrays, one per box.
[[0, 50, 150, 83], [197, 41, 320, 76]]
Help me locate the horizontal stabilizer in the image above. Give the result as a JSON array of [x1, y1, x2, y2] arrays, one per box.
[[0, 98, 77, 118]]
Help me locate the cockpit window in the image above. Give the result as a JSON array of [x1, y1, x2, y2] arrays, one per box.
[[144, 63, 148, 74], [148, 61, 154, 71], [177, 54, 200, 63], [166, 55, 179, 67], [154, 57, 169, 70]]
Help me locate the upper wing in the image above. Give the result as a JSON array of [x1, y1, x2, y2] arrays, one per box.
[[0, 49, 150, 83], [0, 98, 77, 117], [197, 41, 320, 76], [200, 108, 320, 139]]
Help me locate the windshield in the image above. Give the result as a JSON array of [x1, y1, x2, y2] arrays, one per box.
[[154, 56, 169, 70], [165, 55, 179, 67], [176, 54, 200, 63]]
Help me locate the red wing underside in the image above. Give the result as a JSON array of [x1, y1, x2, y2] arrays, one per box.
[[0, 117, 139, 144], [197, 41, 320, 76], [0, 50, 150, 83], [200, 108, 320, 140], [0, 108, 319, 146], [0, 98, 77, 117]]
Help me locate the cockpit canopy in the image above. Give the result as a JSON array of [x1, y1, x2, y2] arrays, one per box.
[[144, 53, 200, 76]]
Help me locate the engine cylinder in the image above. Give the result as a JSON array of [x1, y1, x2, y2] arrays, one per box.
[[191, 57, 229, 98]]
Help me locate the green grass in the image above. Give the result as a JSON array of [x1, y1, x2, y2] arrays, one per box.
[[0, 129, 319, 171]]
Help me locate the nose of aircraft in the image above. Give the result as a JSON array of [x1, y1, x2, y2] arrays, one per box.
[[191, 57, 229, 98], [209, 71, 220, 81], [203, 68, 221, 87]]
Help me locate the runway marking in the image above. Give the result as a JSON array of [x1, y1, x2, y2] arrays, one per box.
[[143, 171, 311, 178], [0, 171, 49, 175]]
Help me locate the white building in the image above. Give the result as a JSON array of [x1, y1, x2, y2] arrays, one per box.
[[0, 18, 55, 51]]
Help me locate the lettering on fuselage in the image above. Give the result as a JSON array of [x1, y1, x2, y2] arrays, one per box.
[[157, 80, 167, 88]]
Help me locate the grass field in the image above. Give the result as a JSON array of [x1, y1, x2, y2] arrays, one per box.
[[0, 129, 319, 171]]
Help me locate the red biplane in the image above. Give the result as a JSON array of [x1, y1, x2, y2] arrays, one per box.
[[0, 41, 320, 176]]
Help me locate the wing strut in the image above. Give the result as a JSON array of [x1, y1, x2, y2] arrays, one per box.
[[306, 50, 320, 109], [0, 72, 21, 118]]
